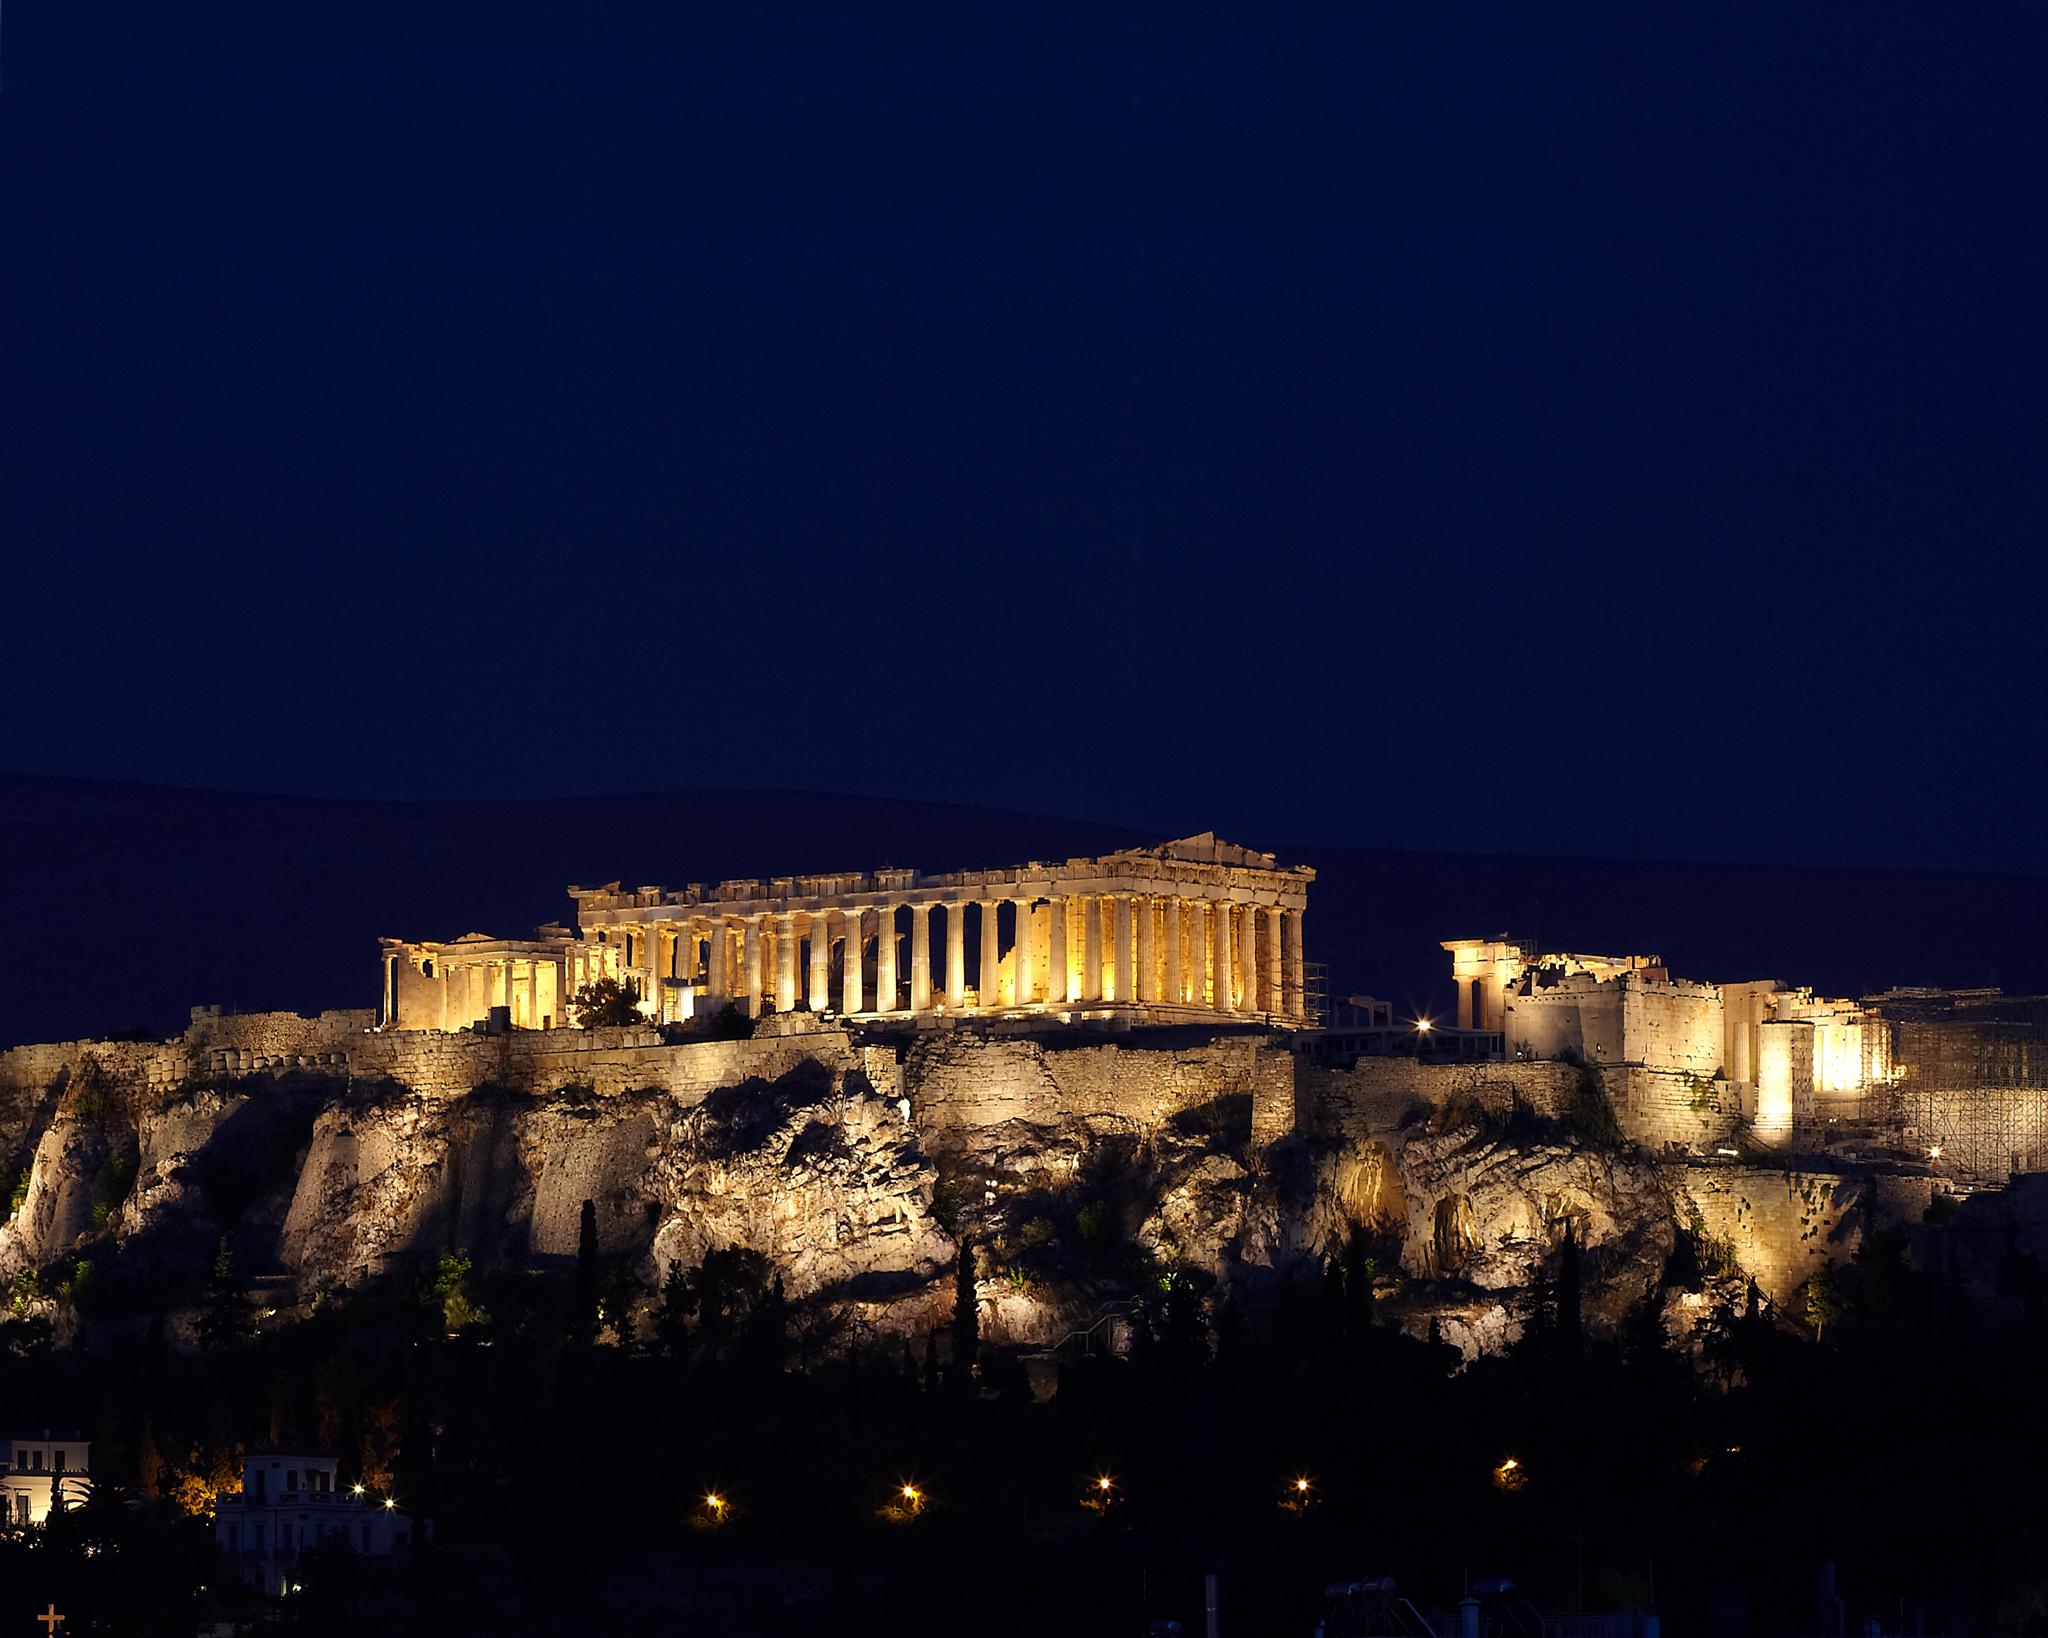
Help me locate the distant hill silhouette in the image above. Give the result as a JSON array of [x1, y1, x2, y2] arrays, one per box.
[[2, 776, 2042, 1048]]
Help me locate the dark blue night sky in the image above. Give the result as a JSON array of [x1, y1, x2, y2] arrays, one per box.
[[4, 6, 2043, 869]]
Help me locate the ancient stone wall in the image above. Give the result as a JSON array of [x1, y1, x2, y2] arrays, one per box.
[[188, 1007, 376, 1057], [1666, 1161, 1937, 1304], [1620, 982, 1724, 1075], [902, 1032, 1290, 1142], [1609, 1066, 1742, 1150], [1506, 980, 1624, 1065], [1504, 975, 1723, 1077], [1296, 1059, 1582, 1143]]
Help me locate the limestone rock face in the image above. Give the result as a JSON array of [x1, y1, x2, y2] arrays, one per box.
[[649, 1070, 953, 1301], [1388, 1125, 1677, 1332], [7, 1108, 106, 1269], [0, 1022, 1692, 1365]]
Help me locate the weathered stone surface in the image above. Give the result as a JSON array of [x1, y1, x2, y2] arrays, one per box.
[[7, 1108, 106, 1268], [0, 1009, 1940, 1365]]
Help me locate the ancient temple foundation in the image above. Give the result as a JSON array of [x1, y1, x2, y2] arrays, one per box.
[[383, 833, 1313, 1032]]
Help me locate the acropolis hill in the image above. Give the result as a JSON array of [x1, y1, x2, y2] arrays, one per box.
[[4, 821, 2048, 1366]]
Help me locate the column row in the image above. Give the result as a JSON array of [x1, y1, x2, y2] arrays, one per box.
[[603, 895, 1308, 1021]]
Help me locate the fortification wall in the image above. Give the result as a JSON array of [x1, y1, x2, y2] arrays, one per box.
[[188, 1008, 376, 1057], [902, 1032, 1291, 1142], [1506, 984, 1623, 1065], [1610, 1067, 1741, 1150], [343, 1026, 865, 1102], [1296, 1059, 1582, 1143], [1667, 1162, 1938, 1304], [1621, 983, 1724, 1076]]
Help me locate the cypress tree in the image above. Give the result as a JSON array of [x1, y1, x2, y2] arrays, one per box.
[[654, 1258, 691, 1361], [197, 1237, 253, 1354], [573, 1199, 600, 1344], [1344, 1226, 1375, 1334], [1557, 1222, 1584, 1354], [951, 1238, 980, 1387]]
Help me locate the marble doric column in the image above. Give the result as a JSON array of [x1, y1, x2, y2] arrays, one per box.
[[945, 902, 967, 1006], [1162, 897, 1184, 1004], [809, 913, 832, 1011], [1135, 894, 1157, 1004], [700, 925, 722, 1002], [1081, 895, 1103, 1002], [875, 904, 898, 1013], [1238, 904, 1259, 1015], [527, 962, 540, 1027], [1046, 896, 1068, 1004], [1261, 905, 1283, 1014], [1211, 900, 1235, 1011], [1113, 895, 1135, 1004], [775, 914, 799, 1013], [1013, 898, 1035, 1004], [979, 900, 1001, 1007], [910, 903, 934, 1011], [840, 907, 864, 1014], [742, 916, 765, 1017], [1285, 909, 1307, 1019]]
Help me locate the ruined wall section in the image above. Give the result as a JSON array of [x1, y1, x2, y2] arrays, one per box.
[[1295, 1059, 1582, 1144], [1666, 1162, 1937, 1304], [902, 1032, 1292, 1145]]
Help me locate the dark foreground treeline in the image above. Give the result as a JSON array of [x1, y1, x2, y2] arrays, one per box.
[[2, 1224, 2046, 1638]]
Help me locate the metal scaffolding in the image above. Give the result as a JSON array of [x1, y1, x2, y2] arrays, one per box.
[[1875, 990, 2048, 1183]]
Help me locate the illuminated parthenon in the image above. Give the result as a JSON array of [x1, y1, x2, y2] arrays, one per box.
[[381, 834, 1313, 1032]]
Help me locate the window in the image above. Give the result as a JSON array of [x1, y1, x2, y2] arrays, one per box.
[[53, 1451, 64, 1473], [30, 1452, 41, 1472], [12, 1494, 26, 1525], [286, 1468, 299, 1493], [12, 1452, 23, 1471]]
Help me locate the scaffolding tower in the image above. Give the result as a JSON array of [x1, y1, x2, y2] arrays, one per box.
[[1877, 990, 2048, 1184]]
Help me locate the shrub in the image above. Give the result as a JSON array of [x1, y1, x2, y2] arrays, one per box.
[[927, 1176, 964, 1237], [90, 1146, 138, 1229], [1563, 1062, 1625, 1147], [571, 977, 644, 1028], [1075, 1201, 1116, 1250], [702, 1003, 756, 1041]]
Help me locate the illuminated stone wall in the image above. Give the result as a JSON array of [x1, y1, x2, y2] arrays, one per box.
[[1503, 973, 1722, 1076], [902, 1032, 1293, 1149], [1669, 1163, 1937, 1304], [1610, 1066, 1743, 1148]]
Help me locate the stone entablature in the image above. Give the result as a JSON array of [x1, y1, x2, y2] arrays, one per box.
[[385, 833, 1313, 1032]]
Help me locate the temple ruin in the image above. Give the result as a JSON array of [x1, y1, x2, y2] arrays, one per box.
[[381, 833, 1314, 1033]]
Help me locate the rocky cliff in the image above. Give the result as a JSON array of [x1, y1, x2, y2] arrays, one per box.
[[0, 1009, 1936, 1362]]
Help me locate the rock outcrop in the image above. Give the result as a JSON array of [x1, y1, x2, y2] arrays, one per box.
[[0, 1014, 1877, 1366]]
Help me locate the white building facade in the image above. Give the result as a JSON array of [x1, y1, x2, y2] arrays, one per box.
[[0, 1433, 90, 1526], [213, 1453, 426, 1597]]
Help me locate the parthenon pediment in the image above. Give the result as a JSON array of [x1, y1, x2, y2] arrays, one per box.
[[1111, 833, 1280, 870]]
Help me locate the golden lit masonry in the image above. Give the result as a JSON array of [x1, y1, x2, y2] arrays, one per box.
[[381, 834, 1312, 1031]]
